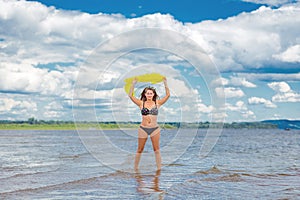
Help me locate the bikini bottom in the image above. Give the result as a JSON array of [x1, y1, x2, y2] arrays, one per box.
[[139, 126, 159, 135]]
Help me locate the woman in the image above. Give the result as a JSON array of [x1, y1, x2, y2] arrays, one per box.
[[128, 77, 170, 171]]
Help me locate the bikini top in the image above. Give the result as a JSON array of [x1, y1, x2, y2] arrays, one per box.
[[141, 101, 158, 116]]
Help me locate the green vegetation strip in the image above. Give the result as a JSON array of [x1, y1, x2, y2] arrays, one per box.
[[0, 123, 136, 130], [0, 121, 277, 130]]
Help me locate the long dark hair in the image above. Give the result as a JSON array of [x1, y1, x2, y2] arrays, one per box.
[[140, 87, 159, 102]]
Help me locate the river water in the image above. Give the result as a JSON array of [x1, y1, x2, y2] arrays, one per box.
[[0, 129, 299, 199]]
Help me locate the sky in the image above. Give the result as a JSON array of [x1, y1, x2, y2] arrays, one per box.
[[0, 0, 300, 123]]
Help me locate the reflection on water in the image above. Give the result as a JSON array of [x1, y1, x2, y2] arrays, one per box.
[[135, 170, 163, 194]]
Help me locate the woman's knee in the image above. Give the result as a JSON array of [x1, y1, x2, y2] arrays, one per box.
[[137, 148, 144, 153], [153, 147, 160, 152]]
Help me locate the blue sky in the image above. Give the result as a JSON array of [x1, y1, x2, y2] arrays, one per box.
[[0, 0, 299, 122], [27, 0, 262, 22]]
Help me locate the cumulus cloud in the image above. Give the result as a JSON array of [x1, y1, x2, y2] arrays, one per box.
[[242, 0, 299, 6], [211, 112, 228, 122], [230, 77, 257, 88], [196, 103, 215, 113], [273, 44, 300, 62], [0, 97, 37, 114], [0, 0, 299, 121], [223, 101, 256, 120], [268, 81, 300, 102], [43, 101, 64, 118], [225, 101, 247, 111], [212, 77, 229, 86], [0, 62, 76, 96], [187, 4, 300, 71], [268, 81, 291, 92], [215, 87, 245, 98], [236, 72, 300, 82], [1, 0, 299, 75], [0, 0, 187, 68], [248, 96, 277, 108], [1, 0, 299, 77], [212, 76, 256, 88], [272, 92, 300, 102]]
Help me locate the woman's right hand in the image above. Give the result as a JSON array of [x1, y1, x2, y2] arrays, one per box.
[[163, 77, 167, 85], [132, 77, 138, 85]]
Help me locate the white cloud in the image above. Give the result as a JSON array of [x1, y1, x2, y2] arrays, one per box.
[[236, 73, 300, 82], [0, 98, 37, 113], [0, 62, 76, 96], [272, 91, 300, 102], [167, 78, 194, 97], [268, 81, 300, 102], [43, 111, 61, 118], [212, 77, 229, 86], [222, 101, 256, 120], [225, 101, 247, 111], [242, 0, 299, 6], [225, 101, 256, 121], [215, 87, 245, 98], [248, 96, 277, 108], [1, 0, 299, 80], [242, 110, 256, 119], [273, 44, 300, 62], [0, 0, 299, 121], [230, 77, 257, 88], [187, 4, 300, 71], [268, 81, 291, 92], [1, 0, 299, 75], [166, 55, 184, 62], [197, 103, 215, 113], [212, 76, 256, 88], [45, 101, 63, 111], [74, 88, 114, 100], [181, 105, 191, 111], [211, 112, 228, 122]]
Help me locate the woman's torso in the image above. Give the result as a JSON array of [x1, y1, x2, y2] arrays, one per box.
[[140, 101, 159, 127]]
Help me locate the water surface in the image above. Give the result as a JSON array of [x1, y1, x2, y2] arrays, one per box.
[[0, 129, 299, 199]]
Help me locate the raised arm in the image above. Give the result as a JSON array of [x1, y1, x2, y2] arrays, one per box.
[[157, 77, 170, 106], [128, 78, 142, 107]]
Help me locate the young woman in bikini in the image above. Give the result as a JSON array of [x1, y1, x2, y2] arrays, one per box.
[[128, 77, 170, 171]]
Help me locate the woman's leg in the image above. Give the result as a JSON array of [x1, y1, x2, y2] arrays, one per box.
[[150, 130, 161, 170], [135, 128, 148, 171]]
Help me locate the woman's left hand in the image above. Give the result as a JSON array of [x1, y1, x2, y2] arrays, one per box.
[[163, 77, 167, 84], [163, 77, 169, 87]]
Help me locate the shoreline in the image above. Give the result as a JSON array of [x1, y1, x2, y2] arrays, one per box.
[[0, 126, 280, 131], [0, 124, 177, 131], [0, 120, 289, 130]]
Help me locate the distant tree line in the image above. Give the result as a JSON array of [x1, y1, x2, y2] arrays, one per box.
[[0, 118, 278, 129], [0, 118, 75, 125]]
